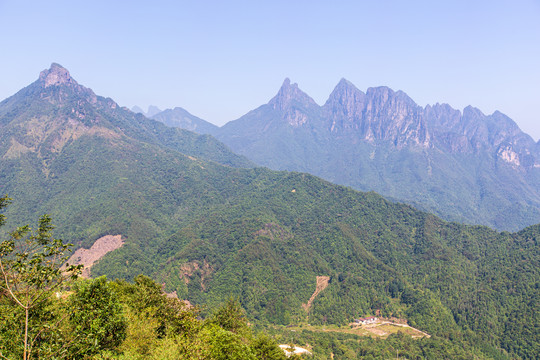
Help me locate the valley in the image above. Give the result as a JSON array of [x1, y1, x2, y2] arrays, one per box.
[[0, 64, 538, 359]]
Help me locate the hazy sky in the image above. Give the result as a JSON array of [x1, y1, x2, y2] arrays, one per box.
[[1, 0, 539, 139]]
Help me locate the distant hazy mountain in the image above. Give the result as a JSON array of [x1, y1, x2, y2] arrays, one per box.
[[151, 107, 219, 135], [1, 64, 538, 359], [214, 78, 540, 231], [131, 105, 145, 114], [130, 105, 162, 117]]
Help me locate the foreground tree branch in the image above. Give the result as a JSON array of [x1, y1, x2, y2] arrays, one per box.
[[0, 195, 82, 360]]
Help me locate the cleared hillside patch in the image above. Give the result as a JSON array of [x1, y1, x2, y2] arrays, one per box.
[[302, 275, 330, 312]]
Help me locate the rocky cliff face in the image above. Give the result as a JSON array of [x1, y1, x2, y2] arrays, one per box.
[[267, 78, 320, 127], [323, 78, 366, 133], [214, 77, 540, 230], [423, 105, 539, 169], [36, 63, 98, 105], [318, 78, 539, 168], [322, 81, 430, 147], [0, 63, 253, 169], [321, 79, 539, 166]]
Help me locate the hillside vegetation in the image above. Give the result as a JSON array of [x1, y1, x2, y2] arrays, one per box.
[[0, 64, 538, 359], [162, 79, 540, 231]]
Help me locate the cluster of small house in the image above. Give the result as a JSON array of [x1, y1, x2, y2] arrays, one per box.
[[354, 316, 378, 325]]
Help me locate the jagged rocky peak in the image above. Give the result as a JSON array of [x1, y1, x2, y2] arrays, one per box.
[[268, 78, 318, 112], [266, 78, 320, 127], [361, 86, 429, 147], [424, 103, 462, 129], [462, 105, 484, 119], [36, 63, 97, 104], [363, 86, 423, 123], [325, 78, 365, 105], [488, 111, 524, 138], [323, 78, 366, 132], [39, 63, 76, 88], [365, 86, 418, 110]]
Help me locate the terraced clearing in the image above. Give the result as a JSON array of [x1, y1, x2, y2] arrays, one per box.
[[286, 321, 429, 339]]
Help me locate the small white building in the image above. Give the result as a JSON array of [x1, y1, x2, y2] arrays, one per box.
[[355, 316, 378, 325]]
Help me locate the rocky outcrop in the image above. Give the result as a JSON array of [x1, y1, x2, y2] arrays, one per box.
[[323, 81, 430, 147], [38, 63, 98, 104], [213, 77, 540, 230], [39, 63, 76, 88], [323, 78, 366, 132], [268, 78, 320, 127]]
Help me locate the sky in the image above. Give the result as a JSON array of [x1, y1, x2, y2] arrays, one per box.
[[1, 0, 539, 140]]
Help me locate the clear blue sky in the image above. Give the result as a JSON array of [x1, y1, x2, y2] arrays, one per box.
[[1, 0, 539, 139]]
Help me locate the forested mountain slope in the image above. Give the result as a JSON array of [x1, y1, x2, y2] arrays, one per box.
[[160, 79, 540, 231], [0, 65, 538, 358]]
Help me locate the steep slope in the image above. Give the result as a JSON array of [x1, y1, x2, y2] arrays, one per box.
[[0, 63, 252, 170], [214, 79, 540, 231], [217, 79, 332, 172], [0, 63, 252, 234], [0, 65, 538, 358]]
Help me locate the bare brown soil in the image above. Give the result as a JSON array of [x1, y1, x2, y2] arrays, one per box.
[[179, 259, 212, 290], [302, 276, 330, 312], [66, 235, 124, 277]]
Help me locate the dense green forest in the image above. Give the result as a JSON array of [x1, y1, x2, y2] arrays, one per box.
[[0, 201, 284, 359], [212, 79, 540, 232], [0, 200, 528, 359], [1, 65, 538, 358]]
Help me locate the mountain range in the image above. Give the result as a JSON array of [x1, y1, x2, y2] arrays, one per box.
[[0, 64, 538, 359], [152, 78, 540, 231]]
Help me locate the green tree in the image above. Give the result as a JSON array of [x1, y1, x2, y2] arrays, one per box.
[[0, 195, 82, 360], [209, 298, 249, 335], [251, 332, 287, 360], [67, 276, 127, 358], [200, 324, 257, 360]]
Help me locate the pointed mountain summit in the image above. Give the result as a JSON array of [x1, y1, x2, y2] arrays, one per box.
[[39, 63, 76, 88], [131, 105, 145, 114], [1, 66, 536, 360], [214, 78, 540, 231], [146, 105, 162, 117], [265, 78, 321, 127], [362, 86, 429, 147], [268, 78, 318, 111], [325, 78, 365, 104], [34, 63, 98, 105], [322, 80, 429, 146], [216, 78, 326, 170], [0, 63, 252, 168], [323, 78, 366, 132]]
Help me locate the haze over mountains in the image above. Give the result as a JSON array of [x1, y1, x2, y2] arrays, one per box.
[[131, 105, 162, 118], [0, 64, 538, 358], [152, 78, 540, 231]]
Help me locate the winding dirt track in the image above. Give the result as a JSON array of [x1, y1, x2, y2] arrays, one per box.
[[302, 276, 330, 312]]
